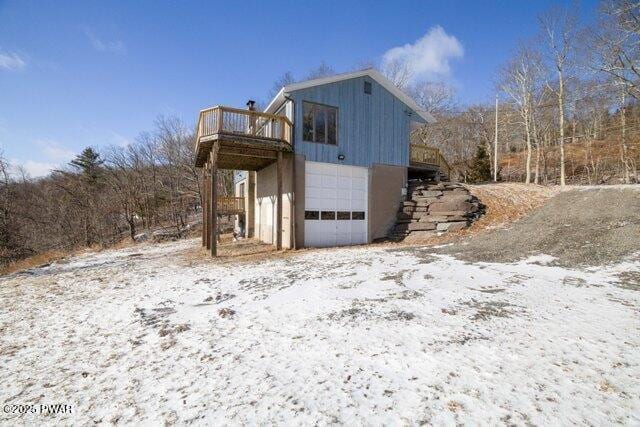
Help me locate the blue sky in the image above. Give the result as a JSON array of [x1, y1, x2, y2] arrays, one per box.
[[0, 0, 598, 177]]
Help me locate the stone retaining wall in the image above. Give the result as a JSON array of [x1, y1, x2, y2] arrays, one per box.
[[389, 181, 484, 240]]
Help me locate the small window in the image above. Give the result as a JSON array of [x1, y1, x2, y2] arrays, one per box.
[[302, 102, 338, 145], [321, 211, 336, 220], [352, 211, 365, 220], [305, 210, 319, 220], [364, 81, 372, 94], [337, 211, 350, 220]]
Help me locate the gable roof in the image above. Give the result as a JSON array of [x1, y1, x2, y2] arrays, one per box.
[[264, 68, 436, 124]]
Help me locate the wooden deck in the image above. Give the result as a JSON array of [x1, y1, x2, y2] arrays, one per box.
[[409, 143, 452, 178], [196, 106, 290, 256], [195, 106, 293, 170]]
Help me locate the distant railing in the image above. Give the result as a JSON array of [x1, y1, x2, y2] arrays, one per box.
[[217, 196, 244, 214], [410, 143, 452, 178], [197, 106, 293, 147]]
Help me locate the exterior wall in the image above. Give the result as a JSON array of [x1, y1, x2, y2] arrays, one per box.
[[288, 76, 426, 168], [368, 164, 407, 241], [233, 172, 255, 237], [293, 154, 305, 249], [234, 179, 245, 233], [254, 155, 295, 249]]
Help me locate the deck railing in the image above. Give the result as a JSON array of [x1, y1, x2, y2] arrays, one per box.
[[197, 106, 293, 146], [410, 143, 453, 178], [217, 196, 245, 214]]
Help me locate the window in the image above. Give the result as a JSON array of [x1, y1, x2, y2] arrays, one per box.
[[238, 182, 245, 198], [321, 211, 336, 220], [337, 211, 351, 220], [364, 81, 372, 94], [352, 211, 365, 220], [302, 102, 338, 145], [305, 210, 319, 220]]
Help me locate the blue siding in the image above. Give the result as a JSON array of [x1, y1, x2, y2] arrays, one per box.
[[289, 76, 426, 168], [234, 170, 247, 183]]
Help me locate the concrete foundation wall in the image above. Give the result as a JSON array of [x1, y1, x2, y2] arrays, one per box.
[[369, 164, 407, 241]]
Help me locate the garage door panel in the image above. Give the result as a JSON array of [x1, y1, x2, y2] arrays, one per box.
[[351, 200, 366, 211], [351, 221, 366, 233], [336, 202, 351, 211], [319, 188, 337, 200], [351, 177, 366, 190], [336, 176, 353, 188], [336, 189, 351, 200], [304, 161, 368, 248], [321, 175, 337, 188], [306, 173, 323, 188], [351, 189, 366, 200]]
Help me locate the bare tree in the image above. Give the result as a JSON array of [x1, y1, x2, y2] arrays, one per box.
[[268, 71, 296, 100], [500, 44, 544, 184], [591, 0, 640, 100], [407, 81, 457, 116], [305, 61, 335, 80], [381, 58, 413, 89], [539, 5, 578, 187]]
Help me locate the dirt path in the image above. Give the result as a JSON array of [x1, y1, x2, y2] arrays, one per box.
[[439, 186, 640, 267]]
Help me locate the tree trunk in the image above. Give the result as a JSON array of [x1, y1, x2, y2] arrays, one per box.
[[524, 113, 532, 184], [532, 112, 540, 185], [127, 216, 136, 241], [619, 89, 631, 184], [558, 70, 566, 187]]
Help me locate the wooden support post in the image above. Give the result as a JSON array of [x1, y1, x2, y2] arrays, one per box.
[[202, 165, 208, 247], [210, 144, 219, 257], [276, 151, 283, 251]]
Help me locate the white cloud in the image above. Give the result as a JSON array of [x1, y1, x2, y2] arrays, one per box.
[[37, 140, 75, 163], [382, 26, 464, 82], [9, 159, 58, 178], [0, 51, 26, 71], [83, 28, 126, 54], [8, 140, 75, 179]]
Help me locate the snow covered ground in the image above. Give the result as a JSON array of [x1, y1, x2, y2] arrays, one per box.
[[1, 238, 639, 425]]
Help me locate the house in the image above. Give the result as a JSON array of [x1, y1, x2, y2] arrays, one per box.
[[195, 68, 451, 255]]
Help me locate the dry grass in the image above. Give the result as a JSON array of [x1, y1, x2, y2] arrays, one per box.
[[464, 183, 560, 231], [0, 249, 77, 276], [180, 233, 305, 266], [0, 236, 140, 276]]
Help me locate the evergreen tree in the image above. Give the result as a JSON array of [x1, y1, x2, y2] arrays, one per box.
[[70, 147, 104, 184], [467, 144, 493, 183]]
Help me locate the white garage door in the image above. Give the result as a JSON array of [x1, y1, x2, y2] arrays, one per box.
[[304, 161, 368, 247]]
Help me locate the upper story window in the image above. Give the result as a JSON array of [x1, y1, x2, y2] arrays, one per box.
[[364, 81, 372, 94], [302, 101, 337, 145]]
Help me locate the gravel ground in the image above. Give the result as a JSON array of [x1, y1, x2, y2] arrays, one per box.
[[438, 186, 640, 267]]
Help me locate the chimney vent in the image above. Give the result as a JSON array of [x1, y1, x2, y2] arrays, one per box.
[[246, 100, 256, 111]]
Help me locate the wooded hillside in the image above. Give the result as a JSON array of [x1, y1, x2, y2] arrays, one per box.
[[411, 0, 640, 185]]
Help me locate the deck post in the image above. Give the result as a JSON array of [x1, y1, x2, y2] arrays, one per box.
[[276, 151, 283, 250], [210, 144, 218, 256], [205, 161, 211, 250], [202, 164, 208, 247]]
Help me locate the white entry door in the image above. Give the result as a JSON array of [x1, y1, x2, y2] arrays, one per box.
[[304, 161, 368, 247]]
